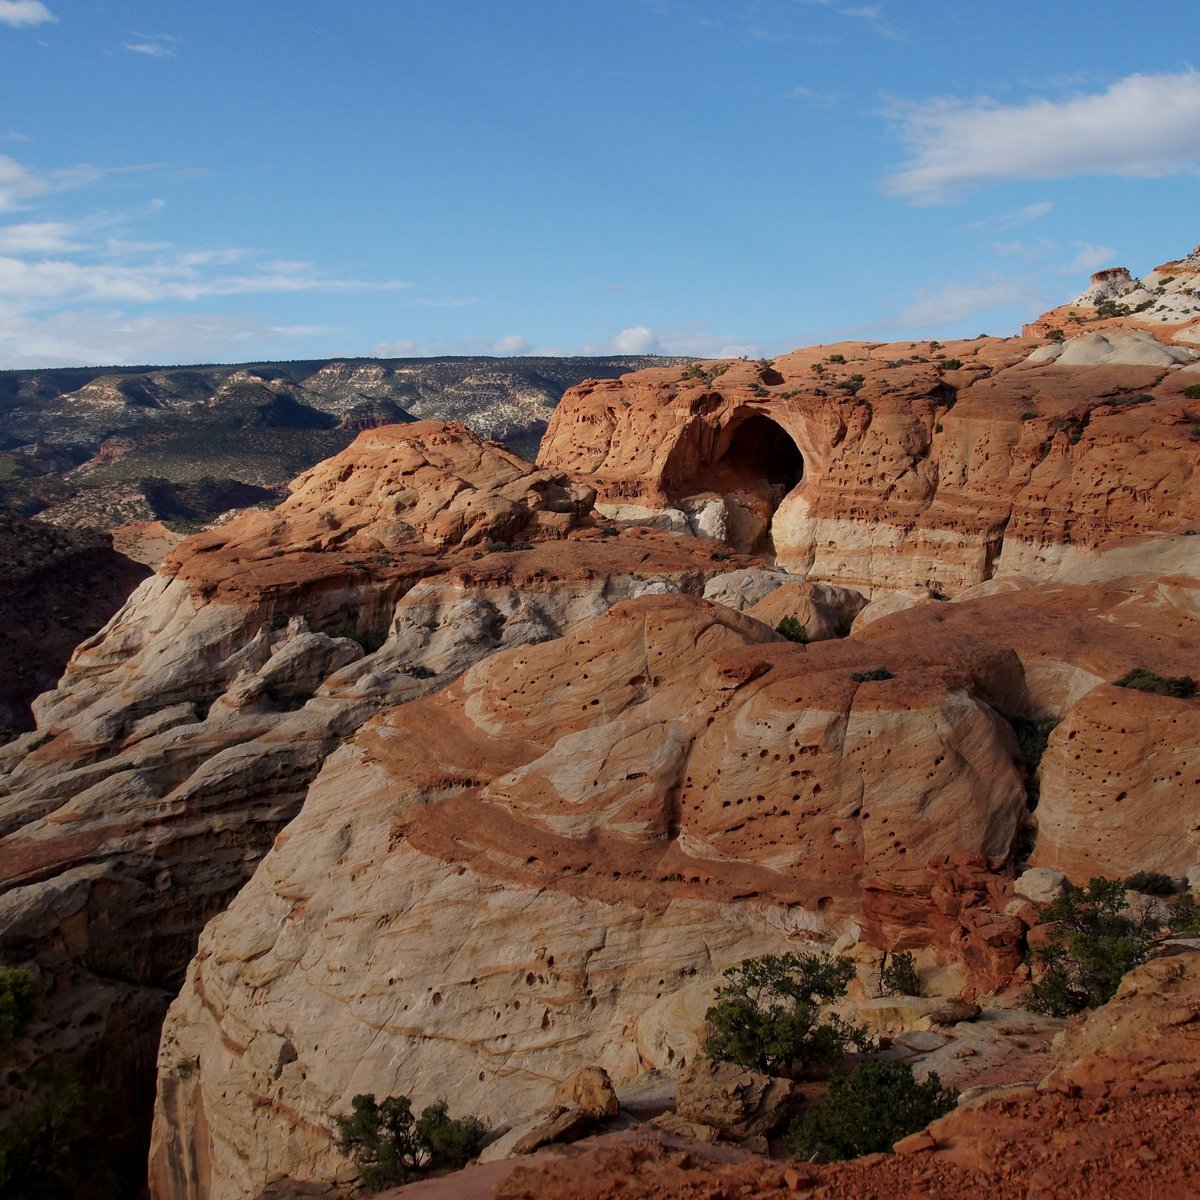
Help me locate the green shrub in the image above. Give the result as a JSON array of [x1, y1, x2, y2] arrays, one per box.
[[1115, 667, 1197, 699], [703, 953, 869, 1077], [1167, 893, 1200, 934], [1028, 877, 1157, 1016], [851, 667, 892, 683], [776, 616, 810, 644], [1011, 716, 1058, 773], [879, 950, 921, 997], [827, 353, 846, 364], [335, 1093, 485, 1191], [1124, 870, 1179, 896], [941, 358, 963, 370], [784, 1060, 957, 1161], [1047, 329, 1065, 342], [1184, 384, 1200, 400]]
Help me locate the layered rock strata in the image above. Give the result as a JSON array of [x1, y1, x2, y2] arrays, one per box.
[[3, 295, 1200, 1200], [0, 421, 728, 1190], [539, 328, 1200, 591]]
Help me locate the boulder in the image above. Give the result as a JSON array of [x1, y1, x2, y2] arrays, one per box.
[[1014, 868, 1072, 905], [672, 1059, 794, 1143], [925, 998, 982, 1027], [551, 1066, 619, 1120]]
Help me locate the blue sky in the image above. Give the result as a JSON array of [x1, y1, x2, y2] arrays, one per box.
[[1, 0, 1199, 367]]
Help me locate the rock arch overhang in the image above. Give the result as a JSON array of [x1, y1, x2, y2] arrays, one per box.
[[664, 406, 808, 555]]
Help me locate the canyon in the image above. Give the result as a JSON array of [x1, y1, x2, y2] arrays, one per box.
[[2, 250, 1200, 1198]]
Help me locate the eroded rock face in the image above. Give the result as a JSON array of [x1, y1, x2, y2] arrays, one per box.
[[0, 421, 730, 1192], [147, 592, 1041, 1198], [538, 335, 1200, 592], [5, 308, 1200, 1200]]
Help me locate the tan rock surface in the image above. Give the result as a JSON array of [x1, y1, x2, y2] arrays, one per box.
[[148, 591, 1040, 1198], [477, 953, 1200, 1200], [4, 287, 1200, 1200], [0, 421, 731, 1189]]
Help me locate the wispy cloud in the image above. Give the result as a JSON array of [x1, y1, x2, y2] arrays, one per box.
[[0, 310, 331, 368], [0, 1, 56, 28], [0, 252, 408, 307], [989, 238, 1117, 277], [123, 31, 176, 57], [372, 334, 535, 358], [793, 0, 904, 39], [0, 155, 142, 212], [896, 277, 1044, 330], [1062, 243, 1117, 275], [884, 70, 1200, 204], [969, 200, 1053, 232], [787, 84, 838, 108], [0, 154, 410, 365], [594, 323, 758, 358], [0, 220, 83, 253]]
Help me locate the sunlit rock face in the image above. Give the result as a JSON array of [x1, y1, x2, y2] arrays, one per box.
[[5, 301, 1200, 1200], [539, 333, 1200, 592]]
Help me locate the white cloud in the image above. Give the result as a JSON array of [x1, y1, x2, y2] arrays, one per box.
[[493, 334, 530, 355], [0, 1, 56, 28], [1063, 243, 1117, 276], [611, 325, 658, 354], [0, 154, 48, 211], [791, 0, 903, 38], [0, 221, 83, 253], [885, 70, 1200, 204], [0, 310, 323, 368], [0, 253, 408, 306], [0, 155, 131, 212], [602, 323, 758, 358], [987, 238, 1117, 278], [786, 84, 838, 108], [123, 32, 177, 57], [124, 40, 175, 57], [897, 277, 1044, 329]]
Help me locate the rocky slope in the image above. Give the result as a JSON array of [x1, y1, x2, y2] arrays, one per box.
[[481, 949, 1200, 1200], [2, 255, 1199, 1198], [538, 323, 1200, 591]]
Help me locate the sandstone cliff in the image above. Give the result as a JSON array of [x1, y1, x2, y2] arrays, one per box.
[[3, 272, 1200, 1199], [538, 327, 1200, 591]]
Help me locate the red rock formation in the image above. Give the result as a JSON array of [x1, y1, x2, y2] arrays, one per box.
[[3, 295, 1200, 1200], [539, 334, 1200, 591]]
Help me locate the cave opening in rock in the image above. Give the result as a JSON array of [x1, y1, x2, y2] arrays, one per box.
[[713, 413, 805, 555], [718, 414, 805, 496]]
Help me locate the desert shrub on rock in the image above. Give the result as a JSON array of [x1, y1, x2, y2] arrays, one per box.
[[0, 967, 38, 1056], [1167, 892, 1200, 934], [335, 1093, 486, 1191], [0, 969, 117, 1200], [1028, 877, 1157, 1016], [775, 616, 809, 643], [879, 950, 921, 997], [1124, 870, 1179, 896], [703, 952, 869, 1077], [785, 1060, 957, 1161], [1115, 667, 1197, 699]]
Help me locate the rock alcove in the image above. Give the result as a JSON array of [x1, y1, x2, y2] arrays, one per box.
[[668, 411, 806, 554]]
